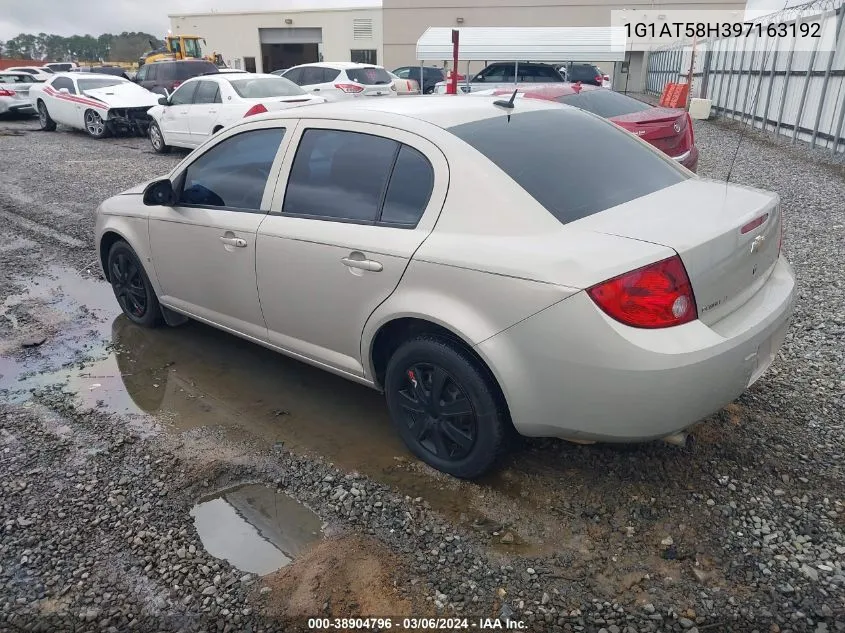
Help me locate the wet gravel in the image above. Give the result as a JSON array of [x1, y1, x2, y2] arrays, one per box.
[[1, 113, 845, 632]]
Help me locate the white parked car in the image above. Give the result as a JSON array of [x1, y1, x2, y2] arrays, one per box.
[[44, 62, 78, 73], [388, 71, 420, 95], [30, 73, 160, 138], [281, 62, 396, 101], [6, 66, 54, 82], [146, 73, 324, 153], [0, 72, 38, 116], [94, 96, 795, 478]]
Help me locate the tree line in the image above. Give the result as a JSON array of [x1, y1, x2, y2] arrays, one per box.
[[1, 32, 163, 63]]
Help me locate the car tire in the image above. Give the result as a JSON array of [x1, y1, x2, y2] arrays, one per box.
[[149, 122, 171, 154], [384, 335, 509, 479], [107, 241, 162, 328], [83, 109, 110, 139], [37, 100, 56, 131]]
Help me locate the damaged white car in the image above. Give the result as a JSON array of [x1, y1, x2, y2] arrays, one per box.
[[29, 73, 160, 138]]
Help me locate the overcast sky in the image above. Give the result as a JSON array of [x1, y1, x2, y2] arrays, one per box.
[[0, 0, 809, 42]]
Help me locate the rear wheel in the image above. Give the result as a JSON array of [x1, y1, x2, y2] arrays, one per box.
[[149, 121, 171, 153], [107, 241, 162, 328], [84, 109, 110, 139], [37, 101, 56, 131], [385, 335, 509, 479]]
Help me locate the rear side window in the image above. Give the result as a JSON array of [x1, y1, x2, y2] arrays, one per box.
[[345, 67, 391, 85], [449, 110, 686, 224], [381, 146, 434, 226], [323, 68, 341, 82], [178, 128, 285, 210], [284, 129, 398, 222], [556, 90, 653, 119]]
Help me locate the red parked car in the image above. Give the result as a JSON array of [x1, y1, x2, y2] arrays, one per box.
[[489, 83, 699, 173]]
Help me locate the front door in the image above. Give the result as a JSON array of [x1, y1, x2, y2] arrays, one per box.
[[147, 124, 289, 340], [158, 81, 196, 146], [256, 121, 447, 376]]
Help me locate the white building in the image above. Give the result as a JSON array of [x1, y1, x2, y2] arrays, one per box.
[[169, 5, 382, 73]]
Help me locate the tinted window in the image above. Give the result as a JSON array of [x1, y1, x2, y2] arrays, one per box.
[[170, 82, 198, 105], [380, 145, 434, 226], [300, 67, 325, 85], [557, 90, 653, 119], [193, 80, 221, 104], [476, 64, 512, 82], [174, 62, 218, 80], [323, 68, 340, 82], [345, 67, 391, 85], [179, 128, 285, 210], [520, 66, 563, 82], [136, 65, 148, 82], [449, 110, 686, 224], [568, 65, 601, 82], [229, 76, 304, 98], [283, 129, 398, 222], [282, 67, 303, 84], [52, 77, 76, 93]]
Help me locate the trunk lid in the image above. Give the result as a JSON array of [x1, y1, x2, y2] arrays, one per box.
[[573, 178, 782, 325], [611, 108, 691, 159]]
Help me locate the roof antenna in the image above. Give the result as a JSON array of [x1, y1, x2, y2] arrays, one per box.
[[493, 88, 518, 109]]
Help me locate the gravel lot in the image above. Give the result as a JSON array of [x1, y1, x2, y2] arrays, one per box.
[[1, 113, 844, 633]]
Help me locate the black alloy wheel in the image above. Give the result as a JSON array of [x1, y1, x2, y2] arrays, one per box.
[[107, 241, 161, 328]]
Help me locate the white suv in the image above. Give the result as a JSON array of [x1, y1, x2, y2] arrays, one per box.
[[281, 62, 396, 101]]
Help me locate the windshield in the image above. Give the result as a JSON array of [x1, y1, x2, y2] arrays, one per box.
[[556, 90, 653, 118], [229, 76, 305, 98], [346, 67, 392, 85], [78, 78, 126, 91], [449, 109, 686, 224], [183, 38, 202, 58]]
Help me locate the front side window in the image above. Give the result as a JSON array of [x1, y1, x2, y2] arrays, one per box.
[[183, 39, 202, 58], [300, 67, 326, 85], [475, 65, 512, 83], [178, 128, 285, 210], [282, 67, 303, 84], [169, 81, 198, 105], [51, 77, 76, 93], [449, 110, 686, 225], [283, 129, 398, 222], [520, 66, 563, 82]]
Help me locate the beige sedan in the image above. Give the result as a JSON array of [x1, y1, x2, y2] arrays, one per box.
[[388, 71, 420, 95], [95, 96, 795, 478]]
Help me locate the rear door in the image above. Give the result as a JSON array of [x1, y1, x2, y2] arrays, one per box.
[[256, 121, 448, 376], [188, 80, 222, 144]]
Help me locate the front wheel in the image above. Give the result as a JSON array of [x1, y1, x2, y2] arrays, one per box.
[[149, 121, 171, 153], [37, 101, 56, 131], [384, 335, 509, 479], [107, 241, 162, 328], [84, 109, 110, 139]]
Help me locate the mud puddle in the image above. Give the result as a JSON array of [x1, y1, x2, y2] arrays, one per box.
[[191, 484, 323, 575], [0, 266, 577, 555]]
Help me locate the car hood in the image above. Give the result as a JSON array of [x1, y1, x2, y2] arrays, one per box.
[[82, 83, 160, 108]]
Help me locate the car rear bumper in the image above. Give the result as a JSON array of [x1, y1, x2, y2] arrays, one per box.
[[0, 101, 34, 115], [476, 255, 795, 442], [674, 145, 699, 172]]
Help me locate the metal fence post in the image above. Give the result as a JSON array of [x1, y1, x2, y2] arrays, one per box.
[[762, 39, 781, 133], [732, 35, 750, 119], [811, 6, 845, 148], [792, 18, 822, 143], [715, 39, 729, 112], [775, 15, 802, 139], [723, 39, 740, 117]]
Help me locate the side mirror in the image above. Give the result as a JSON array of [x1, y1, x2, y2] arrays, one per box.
[[143, 179, 176, 206], [158, 96, 169, 106], [59, 87, 70, 94]]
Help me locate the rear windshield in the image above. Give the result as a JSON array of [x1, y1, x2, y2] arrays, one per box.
[[229, 76, 305, 98], [449, 109, 687, 224], [78, 78, 126, 91], [556, 90, 653, 118], [168, 62, 218, 80], [346, 67, 392, 85]]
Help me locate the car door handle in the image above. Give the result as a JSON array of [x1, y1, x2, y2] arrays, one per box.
[[312, 88, 321, 92], [341, 256, 382, 272], [220, 236, 247, 248]]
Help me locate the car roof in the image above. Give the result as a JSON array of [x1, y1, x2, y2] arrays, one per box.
[[292, 62, 382, 70], [70, 73, 130, 81], [244, 93, 563, 129], [190, 72, 279, 83], [150, 59, 215, 65], [491, 82, 603, 99]]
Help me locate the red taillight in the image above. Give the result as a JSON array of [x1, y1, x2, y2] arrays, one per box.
[[172, 81, 182, 89], [243, 103, 268, 117], [335, 83, 364, 93], [0, 88, 15, 97], [587, 256, 698, 329], [595, 75, 603, 84]]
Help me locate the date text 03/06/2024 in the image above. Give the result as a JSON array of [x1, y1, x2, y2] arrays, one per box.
[[306, 617, 527, 630]]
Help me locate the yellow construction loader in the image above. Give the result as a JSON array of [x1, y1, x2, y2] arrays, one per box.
[[139, 35, 224, 68]]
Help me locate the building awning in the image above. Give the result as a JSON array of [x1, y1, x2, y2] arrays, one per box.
[[416, 27, 627, 63]]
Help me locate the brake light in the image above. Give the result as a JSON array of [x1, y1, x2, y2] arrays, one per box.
[[335, 83, 364, 93], [243, 103, 268, 117], [587, 256, 697, 329], [0, 89, 15, 97], [595, 75, 603, 84], [172, 81, 182, 89]]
